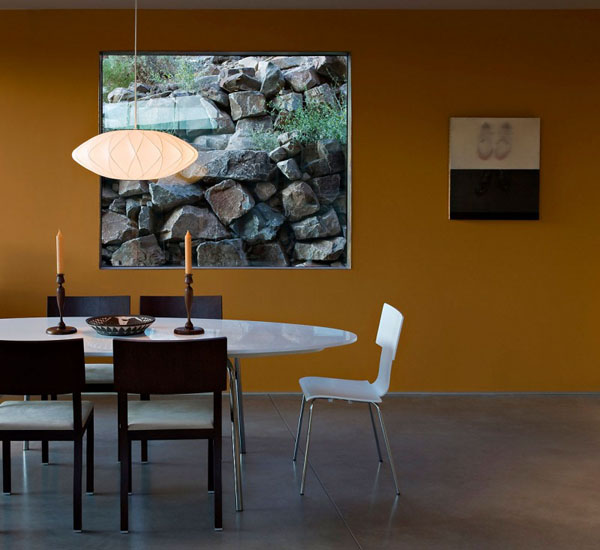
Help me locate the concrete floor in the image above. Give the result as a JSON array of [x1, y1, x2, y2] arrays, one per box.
[[0, 394, 599, 549]]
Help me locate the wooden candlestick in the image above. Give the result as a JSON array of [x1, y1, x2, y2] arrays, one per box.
[[46, 274, 77, 335], [174, 273, 204, 335]]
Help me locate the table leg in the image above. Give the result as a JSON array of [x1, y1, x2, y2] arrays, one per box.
[[228, 359, 244, 512], [23, 395, 30, 451], [234, 358, 246, 454]]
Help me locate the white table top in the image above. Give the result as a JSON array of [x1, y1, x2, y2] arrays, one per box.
[[0, 317, 357, 359]]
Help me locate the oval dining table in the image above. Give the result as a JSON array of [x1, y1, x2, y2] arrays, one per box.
[[0, 316, 357, 511]]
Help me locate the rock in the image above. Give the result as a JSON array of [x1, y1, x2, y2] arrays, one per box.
[[277, 158, 302, 180], [237, 56, 261, 71], [284, 67, 320, 93], [309, 174, 341, 205], [226, 132, 259, 150], [317, 139, 346, 173], [235, 116, 273, 134], [301, 142, 320, 165], [291, 208, 341, 240], [125, 198, 141, 220], [231, 202, 285, 244], [314, 56, 348, 81], [339, 83, 348, 102], [294, 236, 346, 261], [192, 134, 231, 150], [138, 205, 156, 236], [109, 197, 126, 215], [196, 239, 248, 267], [272, 92, 303, 112], [270, 56, 307, 70], [181, 150, 275, 182], [219, 72, 261, 93], [196, 75, 229, 109], [229, 91, 267, 120], [282, 139, 302, 157], [101, 211, 139, 245], [129, 82, 151, 94], [155, 173, 194, 186], [219, 67, 255, 79], [305, 83, 337, 107], [281, 182, 320, 221], [118, 180, 149, 197], [333, 193, 347, 215], [248, 242, 288, 267], [269, 146, 288, 163], [257, 61, 285, 98], [107, 87, 134, 103], [149, 182, 204, 211], [205, 180, 255, 225], [111, 235, 166, 267], [305, 158, 331, 177], [167, 243, 184, 265], [159, 205, 230, 242], [101, 185, 118, 207], [277, 131, 300, 146], [253, 181, 278, 201]]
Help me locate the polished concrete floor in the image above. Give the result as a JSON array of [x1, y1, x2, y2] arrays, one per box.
[[0, 394, 599, 549]]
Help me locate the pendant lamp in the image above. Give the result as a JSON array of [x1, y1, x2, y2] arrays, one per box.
[[72, 0, 198, 180]]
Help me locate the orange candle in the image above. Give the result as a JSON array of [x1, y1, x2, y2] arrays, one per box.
[[56, 230, 64, 274], [184, 231, 192, 274]]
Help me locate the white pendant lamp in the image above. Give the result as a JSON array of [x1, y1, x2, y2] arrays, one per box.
[[72, 0, 198, 180]]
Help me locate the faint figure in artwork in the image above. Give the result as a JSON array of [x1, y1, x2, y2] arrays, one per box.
[[476, 121, 513, 161], [477, 122, 493, 160]]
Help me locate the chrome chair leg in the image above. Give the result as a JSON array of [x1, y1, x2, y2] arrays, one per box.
[[292, 395, 306, 461], [234, 358, 246, 454], [368, 403, 383, 462], [373, 404, 400, 495], [300, 401, 315, 495], [228, 360, 243, 511]]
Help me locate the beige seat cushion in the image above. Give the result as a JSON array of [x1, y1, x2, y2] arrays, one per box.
[[0, 401, 93, 431], [127, 399, 213, 431], [85, 363, 114, 385]]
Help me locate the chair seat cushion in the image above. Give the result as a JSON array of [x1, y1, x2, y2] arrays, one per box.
[[0, 401, 93, 431], [127, 399, 213, 431], [299, 376, 382, 403], [85, 363, 114, 385]]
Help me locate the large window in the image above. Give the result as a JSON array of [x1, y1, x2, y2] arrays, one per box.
[[100, 53, 350, 269]]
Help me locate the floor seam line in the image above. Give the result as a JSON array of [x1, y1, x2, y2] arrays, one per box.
[[268, 394, 364, 550]]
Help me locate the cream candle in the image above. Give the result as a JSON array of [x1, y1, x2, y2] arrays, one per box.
[[184, 231, 192, 274], [56, 230, 64, 274]]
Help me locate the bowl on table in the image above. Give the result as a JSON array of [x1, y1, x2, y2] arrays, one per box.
[[85, 315, 155, 336]]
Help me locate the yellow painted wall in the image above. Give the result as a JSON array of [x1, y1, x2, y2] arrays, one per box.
[[0, 10, 599, 391]]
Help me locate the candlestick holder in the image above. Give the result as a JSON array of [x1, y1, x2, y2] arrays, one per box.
[[46, 273, 77, 335], [174, 273, 204, 335]]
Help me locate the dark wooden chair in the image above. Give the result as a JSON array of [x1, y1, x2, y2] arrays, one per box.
[[139, 295, 223, 320], [0, 339, 94, 532], [47, 295, 130, 392], [113, 338, 227, 532], [137, 295, 223, 463]]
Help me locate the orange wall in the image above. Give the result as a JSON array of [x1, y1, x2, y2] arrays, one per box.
[[1, 10, 599, 392]]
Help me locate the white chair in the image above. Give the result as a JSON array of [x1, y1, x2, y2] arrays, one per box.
[[293, 303, 404, 495]]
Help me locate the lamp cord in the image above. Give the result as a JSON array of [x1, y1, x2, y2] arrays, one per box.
[[133, 0, 138, 129]]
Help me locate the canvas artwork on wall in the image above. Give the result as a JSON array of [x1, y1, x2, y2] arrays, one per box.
[[99, 53, 350, 269], [449, 117, 540, 220]]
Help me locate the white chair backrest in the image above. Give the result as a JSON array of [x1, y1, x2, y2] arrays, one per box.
[[372, 303, 404, 397]]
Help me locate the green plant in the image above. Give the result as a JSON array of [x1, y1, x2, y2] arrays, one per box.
[[273, 99, 347, 145], [249, 130, 280, 152]]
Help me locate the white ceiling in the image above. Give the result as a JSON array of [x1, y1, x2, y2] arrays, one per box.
[[1, 0, 600, 9]]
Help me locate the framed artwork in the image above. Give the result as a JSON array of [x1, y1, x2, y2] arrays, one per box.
[[449, 117, 540, 220], [99, 52, 350, 269]]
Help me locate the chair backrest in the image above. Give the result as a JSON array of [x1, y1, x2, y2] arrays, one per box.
[[0, 339, 85, 396], [372, 303, 404, 397], [139, 295, 223, 320], [47, 295, 130, 317], [113, 337, 228, 395]]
